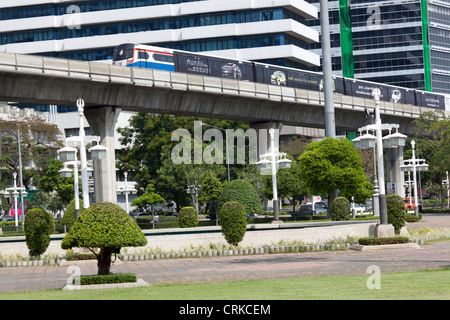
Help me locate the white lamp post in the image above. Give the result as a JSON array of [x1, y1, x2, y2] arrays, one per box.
[[255, 128, 291, 222], [77, 98, 90, 211], [443, 171, 449, 209], [352, 89, 407, 231], [57, 99, 108, 217], [400, 140, 429, 217], [186, 185, 200, 213], [12, 172, 19, 231]]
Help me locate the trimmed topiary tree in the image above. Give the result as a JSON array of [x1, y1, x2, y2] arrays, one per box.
[[178, 206, 198, 228], [217, 179, 263, 216], [219, 201, 247, 246], [61, 202, 147, 275], [386, 194, 406, 234], [61, 198, 83, 226], [24, 208, 55, 258], [331, 197, 351, 221]]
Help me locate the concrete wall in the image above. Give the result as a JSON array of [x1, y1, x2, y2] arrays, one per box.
[[0, 222, 376, 258]]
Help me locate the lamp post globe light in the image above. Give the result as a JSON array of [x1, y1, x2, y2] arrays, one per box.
[[352, 88, 407, 236], [399, 140, 429, 217], [56, 98, 108, 220], [117, 172, 137, 214], [255, 128, 291, 222]]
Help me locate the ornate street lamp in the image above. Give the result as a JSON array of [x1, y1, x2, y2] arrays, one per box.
[[89, 144, 108, 160], [352, 89, 408, 236], [255, 128, 292, 222]]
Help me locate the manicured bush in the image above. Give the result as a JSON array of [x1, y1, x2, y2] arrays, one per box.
[[24, 208, 55, 258], [77, 273, 137, 285], [386, 194, 406, 234], [358, 236, 409, 246], [331, 197, 351, 221], [61, 202, 147, 275], [219, 201, 247, 246], [217, 179, 263, 216], [61, 199, 83, 226], [406, 213, 421, 223], [178, 206, 198, 228]]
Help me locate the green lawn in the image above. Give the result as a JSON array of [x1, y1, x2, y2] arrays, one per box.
[[1, 268, 449, 300]]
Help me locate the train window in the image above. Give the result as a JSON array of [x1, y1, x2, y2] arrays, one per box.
[[153, 53, 174, 63], [138, 51, 149, 60], [112, 44, 134, 61]]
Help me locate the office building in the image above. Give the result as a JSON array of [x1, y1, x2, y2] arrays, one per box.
[[0, 0, 320, 69], [305, 0, 450, 94]]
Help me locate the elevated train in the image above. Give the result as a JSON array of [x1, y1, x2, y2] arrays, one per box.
[[112, 43, 448, 111]]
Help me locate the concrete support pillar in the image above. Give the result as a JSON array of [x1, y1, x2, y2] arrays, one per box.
[[84, 106, 121, 204], [386, 147, 405, 198]]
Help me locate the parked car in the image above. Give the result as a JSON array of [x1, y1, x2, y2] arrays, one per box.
[[351, 203, 365, 215], [129, 211, 151, 219], [363, 199, 373, 211], [404, 199, 415, 210], [297, 203, 327, 216], [315, 201, 327, 209]]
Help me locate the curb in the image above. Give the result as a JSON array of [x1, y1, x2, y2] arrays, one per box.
[[349, 242, 421, 251], [62, 278, 149, 291]]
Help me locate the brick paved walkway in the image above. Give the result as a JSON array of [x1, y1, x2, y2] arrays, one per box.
[[0, 214, 449, 293]]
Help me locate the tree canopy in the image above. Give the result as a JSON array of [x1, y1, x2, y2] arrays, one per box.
[[412, 110, 449, 206], [298, 137, 372, 212], [61, 202, 147, 275]]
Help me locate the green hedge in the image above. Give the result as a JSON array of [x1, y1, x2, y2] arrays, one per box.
[[219, 201, 247, 246], [179, 207, 198, 228], [331, 197, 351, 221], [24, 208, 55, 258], [386, 194, 406, 234], [421, 208, 450, 213], [358, 236, 409, 246], [77, 273, 137, 285], [218, 179, 263, 216]]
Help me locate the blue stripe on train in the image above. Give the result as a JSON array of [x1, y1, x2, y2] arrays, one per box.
[[127, 61, 175, 72]]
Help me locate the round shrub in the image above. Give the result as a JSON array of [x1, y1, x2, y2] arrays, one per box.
[[217, 179, 263, 216], [61, 199, 83, 226], [386, 194, 406, 234], [178, 206, 198, 228], [219, 201, 247, 246], [61, 202, 147, 275], [24, 208, 55, 258], [331, 197, 351, 221]]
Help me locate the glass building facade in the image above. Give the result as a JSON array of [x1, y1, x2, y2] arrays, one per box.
[[0, 0, 319, 66], [305, 0, 450, 94]]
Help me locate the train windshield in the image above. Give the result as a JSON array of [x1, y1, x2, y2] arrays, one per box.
[[113, 44, 134, 61]]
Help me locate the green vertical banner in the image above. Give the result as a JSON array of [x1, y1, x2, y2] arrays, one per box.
[[339, 0, 354, 78], [421, 0, 432, 91]]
